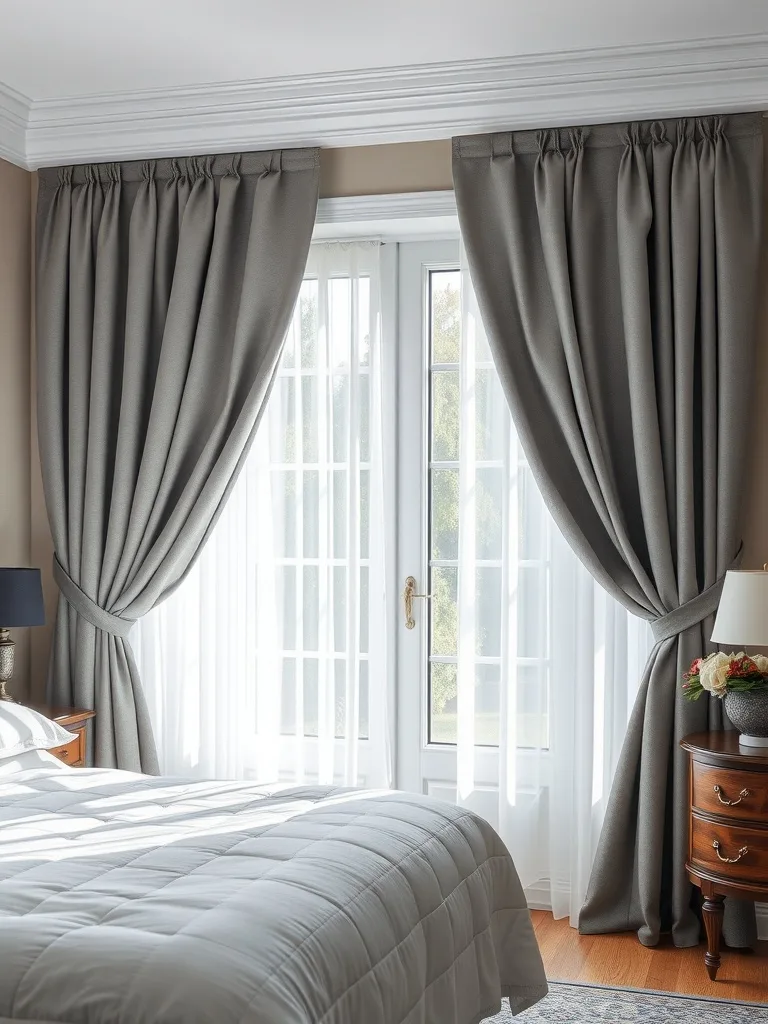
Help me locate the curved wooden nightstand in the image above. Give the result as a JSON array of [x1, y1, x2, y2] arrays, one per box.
[[28, 705, 96, 767], [681, 732, 768, 980]]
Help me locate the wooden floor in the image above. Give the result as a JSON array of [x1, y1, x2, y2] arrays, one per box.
[[531, 910, 768, 1002]]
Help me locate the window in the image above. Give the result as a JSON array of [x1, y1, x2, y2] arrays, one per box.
[[266, 269, 373, 741], [134, 225, 653, 927], [426, 267, 550, 749], [135, 242, 387, 785]]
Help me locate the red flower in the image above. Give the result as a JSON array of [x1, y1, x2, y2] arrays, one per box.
[[687, 657, 703, 677], [726, 655, 759, 679]]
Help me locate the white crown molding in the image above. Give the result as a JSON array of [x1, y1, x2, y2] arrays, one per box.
[[1, 33, 768, 169], [316, 190, 456, 224], [313, 190, 458, 240], [0, 82, 29, 167]]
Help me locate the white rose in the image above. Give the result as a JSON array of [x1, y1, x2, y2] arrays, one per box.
[[699, 652, 731, 697], [752, 654, 768, 674]]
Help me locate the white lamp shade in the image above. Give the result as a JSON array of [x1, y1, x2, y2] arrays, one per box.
[[711, 570, 768, 647]]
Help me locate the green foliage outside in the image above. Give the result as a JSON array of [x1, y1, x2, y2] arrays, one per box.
[[430, 277, 500, 721]]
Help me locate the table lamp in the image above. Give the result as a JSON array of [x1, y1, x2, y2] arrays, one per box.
[[711, 567, 768, 747], [0, 568, 45, 701]]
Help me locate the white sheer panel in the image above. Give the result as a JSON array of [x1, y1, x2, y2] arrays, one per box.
[[133, 242, 390, 788], [454, 249, 654, 924]]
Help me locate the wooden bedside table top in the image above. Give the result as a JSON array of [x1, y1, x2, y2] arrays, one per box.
[[682, 731, 768, 770], [27, 705, 96, 728]]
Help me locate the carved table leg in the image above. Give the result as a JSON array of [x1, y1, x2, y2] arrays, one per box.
[[702, 894, 725, 980]]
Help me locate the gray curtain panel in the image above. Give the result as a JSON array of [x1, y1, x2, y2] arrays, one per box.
[[37, 150, 320, 773], [453, 114, 763, 947]]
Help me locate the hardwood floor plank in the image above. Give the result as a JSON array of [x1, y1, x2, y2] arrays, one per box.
[[578, 933, 654, 988], [530, 909, 548, 934], [536, 915, 596, 979], [533, 912, 768, 1002], [642, 941, 682, 994]]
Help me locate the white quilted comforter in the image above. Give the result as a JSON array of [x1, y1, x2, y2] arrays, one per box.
[[0, 768, 547, 1024]]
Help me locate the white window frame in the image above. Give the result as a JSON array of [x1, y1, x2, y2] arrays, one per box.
[[311, 196, 550, 799]]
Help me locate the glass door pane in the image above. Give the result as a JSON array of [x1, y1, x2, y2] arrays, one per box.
[[428, 269, 462, 744]]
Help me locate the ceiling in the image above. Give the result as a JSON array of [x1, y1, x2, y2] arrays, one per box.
[[2, 0, 767, 99], [1, 0, 768, 169]]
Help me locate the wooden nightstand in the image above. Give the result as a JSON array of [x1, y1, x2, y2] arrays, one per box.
[[29, 705, 96, 767], [681, 732, 768, 981]]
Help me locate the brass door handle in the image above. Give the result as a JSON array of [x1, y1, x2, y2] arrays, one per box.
[[712, 840, 749, 864], [713, 785, 750, 807], [404, 576, 431, 630]]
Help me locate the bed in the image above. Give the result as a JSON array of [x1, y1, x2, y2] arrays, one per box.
[[0, 753, 547, 1024]]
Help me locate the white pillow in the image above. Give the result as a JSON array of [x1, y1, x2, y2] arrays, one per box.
[[0, 748, 75, 776], [0, 703, 77, 758]]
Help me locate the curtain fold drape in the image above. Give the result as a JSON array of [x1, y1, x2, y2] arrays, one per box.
[[36, 150, 320, 773], [453, 114, 763, 947], [456, 248, 654, 925]]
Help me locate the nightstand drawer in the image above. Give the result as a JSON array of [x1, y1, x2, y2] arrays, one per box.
[[690, 813, 768, 883], [692, 761, 768, 821], [683, 732, 768, 981], [49, 727, 85, 767]]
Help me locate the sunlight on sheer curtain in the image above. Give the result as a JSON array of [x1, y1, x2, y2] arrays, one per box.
[[133, 242, 390, 789], [455, 246, 654, 924]]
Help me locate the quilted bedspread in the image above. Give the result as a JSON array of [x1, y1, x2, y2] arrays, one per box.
[[0, 768, 547, 1024]]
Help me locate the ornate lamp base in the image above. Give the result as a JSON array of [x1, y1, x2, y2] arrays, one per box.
[[0, 628, 16, 702]]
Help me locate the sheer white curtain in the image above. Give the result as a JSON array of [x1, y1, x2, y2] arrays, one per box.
[[456, 250, 654, 925], [133, 242, 390, 789]]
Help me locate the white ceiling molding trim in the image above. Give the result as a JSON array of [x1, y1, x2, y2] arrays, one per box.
[[2, 34, 768, 169], [0, 83, 29, 166], [316, 191, 457, 224], [312, 191, 459, 240]]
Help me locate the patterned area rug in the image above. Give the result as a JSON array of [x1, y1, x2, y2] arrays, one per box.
[[487, 981, 768, 1022]]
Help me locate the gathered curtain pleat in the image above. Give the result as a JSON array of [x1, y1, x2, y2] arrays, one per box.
[[36, 150, 320, 773], [452, 114, 763, 947]]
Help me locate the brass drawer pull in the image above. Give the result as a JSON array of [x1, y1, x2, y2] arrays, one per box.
[[713, 784, 750, 807], [712, 840, 749, 864]]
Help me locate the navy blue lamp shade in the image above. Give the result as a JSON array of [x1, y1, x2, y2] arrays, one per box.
[[0, 568, 45, 627]]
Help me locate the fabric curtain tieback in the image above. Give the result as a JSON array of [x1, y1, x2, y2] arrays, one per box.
[[53, 556, 135, 639], [651, 545, 743, 644]]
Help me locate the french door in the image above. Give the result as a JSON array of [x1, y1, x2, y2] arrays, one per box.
[[395, 240, 504, 825], [136, 236, 551, 823], [135, 232, 652, 920]]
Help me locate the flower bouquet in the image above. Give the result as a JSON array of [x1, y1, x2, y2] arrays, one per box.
[[683, 652, 768, 747], [683, 653, 768, 701]]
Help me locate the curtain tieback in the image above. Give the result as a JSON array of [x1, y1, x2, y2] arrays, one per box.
[[53, 556, 135, 639], [651, 544, 743, 644]]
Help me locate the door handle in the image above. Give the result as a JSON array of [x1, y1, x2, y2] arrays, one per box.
[[404, 576, 431, 630]]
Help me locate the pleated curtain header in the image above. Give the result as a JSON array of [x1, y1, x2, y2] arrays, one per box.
[[453, 111, 764, 158], [37, 147, 320, 191]]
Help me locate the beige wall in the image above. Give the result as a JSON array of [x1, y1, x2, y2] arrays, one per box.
[[319, 141, 452, 197], [0, 158, 32, 699], [29, 172, 55, 702]]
